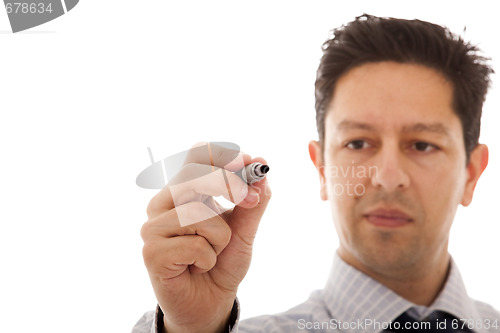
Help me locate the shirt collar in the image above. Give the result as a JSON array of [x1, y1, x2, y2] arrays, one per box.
[[322, 252, 478, 333], [429, 256, 482, 322]]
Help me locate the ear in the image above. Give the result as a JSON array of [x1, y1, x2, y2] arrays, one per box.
[[461, 144, 488, 207], [308, 140, 328, 201]]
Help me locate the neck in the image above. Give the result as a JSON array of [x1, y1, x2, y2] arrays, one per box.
[[339, 249, 451, 306]]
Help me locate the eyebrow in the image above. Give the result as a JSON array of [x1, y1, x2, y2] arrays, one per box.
[[336, 120, 375, 132], [336, 120, 451, 137], [401, 122, 451, 137]]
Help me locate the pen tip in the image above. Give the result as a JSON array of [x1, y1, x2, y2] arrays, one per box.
[[260, 164, 270, 174]]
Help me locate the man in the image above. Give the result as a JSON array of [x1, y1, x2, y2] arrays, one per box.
[[133, 14, 499, 333]]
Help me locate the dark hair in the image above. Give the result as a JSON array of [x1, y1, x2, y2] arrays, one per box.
[[315, 14, 494, 162]]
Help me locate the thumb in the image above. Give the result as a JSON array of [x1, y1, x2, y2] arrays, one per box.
[[229, 178, 271, 245], [213, 178, 271, 285]]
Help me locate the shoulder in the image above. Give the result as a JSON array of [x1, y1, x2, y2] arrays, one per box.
[[131, 310, 156, 333], [472, 298, 500, 319], [469, 299, 500, 332]]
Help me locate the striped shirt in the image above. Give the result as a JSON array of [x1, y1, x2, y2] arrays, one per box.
[[132, 253, 500, 333]]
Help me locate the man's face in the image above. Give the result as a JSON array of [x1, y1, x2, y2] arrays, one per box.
[[309, 61, 487, 277]]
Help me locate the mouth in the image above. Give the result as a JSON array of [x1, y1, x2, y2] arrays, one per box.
[[363, 208, 414, 228]]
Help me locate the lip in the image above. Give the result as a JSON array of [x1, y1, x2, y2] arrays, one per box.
[[363, 207, 413, 228]]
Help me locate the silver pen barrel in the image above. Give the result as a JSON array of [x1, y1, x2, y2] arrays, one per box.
[[236, 162, 270, 184]]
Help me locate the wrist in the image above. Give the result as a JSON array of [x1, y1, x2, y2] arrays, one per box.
[[161, 300, 235, 333], [163, 316, 230, 333]]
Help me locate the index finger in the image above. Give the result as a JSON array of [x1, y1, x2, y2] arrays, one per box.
[[147, 162, 257, 219], [165, 142, 252, 182]]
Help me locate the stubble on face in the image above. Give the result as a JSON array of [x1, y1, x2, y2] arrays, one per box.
[[333, 188, 427, 277], [322, 61, 464, 280]]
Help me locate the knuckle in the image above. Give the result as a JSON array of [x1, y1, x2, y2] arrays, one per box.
[[146, 190, 165, 218], [189, 236, 209, 253], [146, 187, 174, 218], [209, 216, 231, 243], [145, 201, 155, 218], [141, 242, 156, 264], [206, 251, 217, 268], [220, 223, 232, 246], [140, 221, 152, 240]]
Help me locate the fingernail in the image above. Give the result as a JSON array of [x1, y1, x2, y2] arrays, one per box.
[[244, 190, 259, 203]]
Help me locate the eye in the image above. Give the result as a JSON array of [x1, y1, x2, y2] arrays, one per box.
[[345, 140, 369, 150], [412, 142, 439, 152]]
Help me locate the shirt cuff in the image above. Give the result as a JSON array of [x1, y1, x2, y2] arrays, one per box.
[[154, 298, 241, 333], [229, 297, 241, 332]]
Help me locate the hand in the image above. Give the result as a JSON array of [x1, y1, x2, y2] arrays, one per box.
[[140, 143, 271, 333]]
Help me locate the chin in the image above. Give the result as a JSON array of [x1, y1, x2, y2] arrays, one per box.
[[353, 237, 422, 274]]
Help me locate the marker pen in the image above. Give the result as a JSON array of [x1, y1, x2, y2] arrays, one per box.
[[236, 162, 270, 184]]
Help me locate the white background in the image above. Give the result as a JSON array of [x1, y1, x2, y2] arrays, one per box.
[[1, 1, 499, 332]]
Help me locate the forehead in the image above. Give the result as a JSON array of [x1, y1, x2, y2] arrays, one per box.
[[325, 61, 459, 132]]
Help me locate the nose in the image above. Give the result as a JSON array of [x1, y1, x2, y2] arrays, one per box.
[[370, 145, 410, 192]]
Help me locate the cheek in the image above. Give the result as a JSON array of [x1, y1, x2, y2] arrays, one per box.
[[412, 164, 465, 229], [416, 163, 465, 200], [324, 162, 371, 230], [324, 174, 357, 245], [324, 162, 371, 200]]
